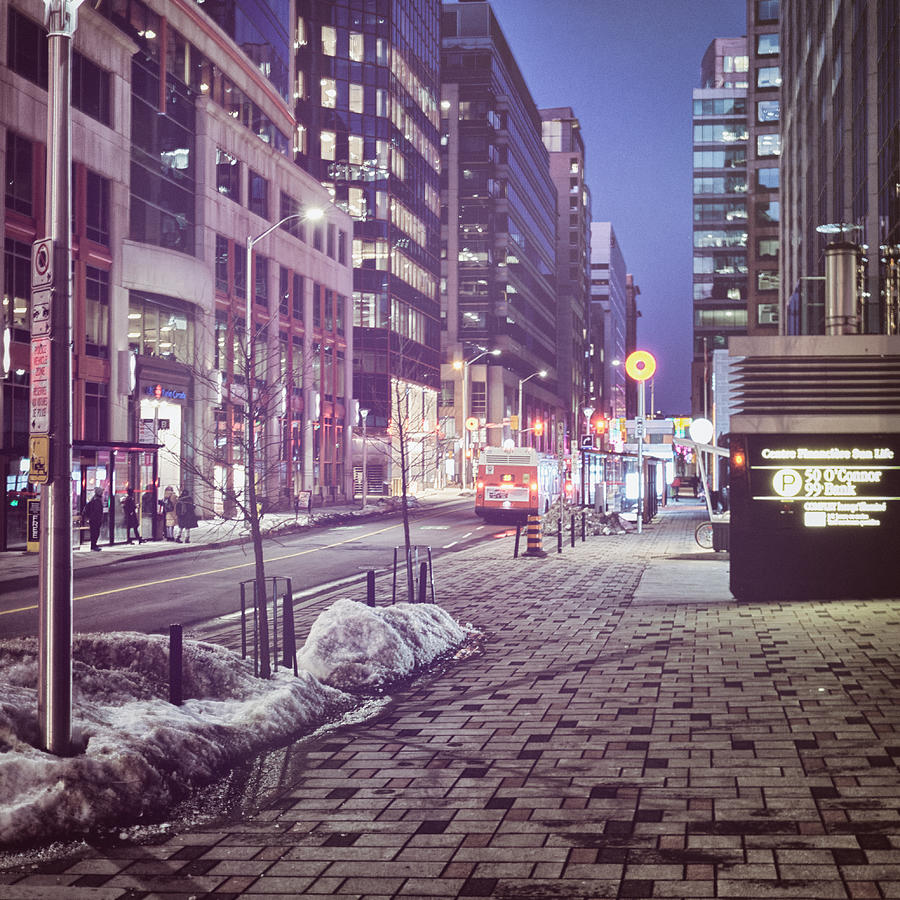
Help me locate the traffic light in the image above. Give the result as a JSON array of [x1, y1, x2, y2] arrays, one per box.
[[593, 416, 608, 435], [533, 419, 544, 436]]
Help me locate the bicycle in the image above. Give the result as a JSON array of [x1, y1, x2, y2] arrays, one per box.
[[694, 520, 714, 549]]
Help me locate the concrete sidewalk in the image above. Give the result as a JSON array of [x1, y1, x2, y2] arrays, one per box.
[[4, 503, 900, 899]]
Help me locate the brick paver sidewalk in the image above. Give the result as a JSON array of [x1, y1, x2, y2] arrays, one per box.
[[3, 504, 900, 899]]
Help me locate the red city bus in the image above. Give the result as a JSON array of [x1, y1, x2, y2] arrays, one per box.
[[474, 448, 561, 524]]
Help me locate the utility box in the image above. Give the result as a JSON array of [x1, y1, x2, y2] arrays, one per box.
[[727, 335, 900, 602]]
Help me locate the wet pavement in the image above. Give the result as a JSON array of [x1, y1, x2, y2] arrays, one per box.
[[3, 501, 900, 899]]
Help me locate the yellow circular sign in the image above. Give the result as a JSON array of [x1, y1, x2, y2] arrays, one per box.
[[625, 350, 657, 382], [465, 417, 479, 432]]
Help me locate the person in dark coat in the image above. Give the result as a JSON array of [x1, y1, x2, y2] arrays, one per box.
[[175, 488, 198, 543], [82, 487, 104, 551], [122, 487, 143, 544]]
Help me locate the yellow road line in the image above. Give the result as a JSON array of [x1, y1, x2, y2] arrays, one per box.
[[0, 521, 401, 613]]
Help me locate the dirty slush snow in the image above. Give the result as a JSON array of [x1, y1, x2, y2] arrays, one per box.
[[0, 600, 470, 848]]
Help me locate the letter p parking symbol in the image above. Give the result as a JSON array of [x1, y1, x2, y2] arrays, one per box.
[[772, 468, 803, 498]]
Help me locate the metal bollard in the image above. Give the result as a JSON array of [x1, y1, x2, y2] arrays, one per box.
[[581, 512, 586, 542], [514, 524, 521, 558], [367, 570, 376, 606], [570, 514, 575, 547], [168, 624, 183, 706], [418, 561, 428, 603], [557, 520, 563, 554]]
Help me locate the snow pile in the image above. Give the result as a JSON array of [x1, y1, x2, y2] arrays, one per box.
[[0, 600, 469, 848], [297, 598, 468, 690]]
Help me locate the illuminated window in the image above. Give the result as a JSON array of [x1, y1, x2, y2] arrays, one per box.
[[320, 77, 336, 108], [294, 124, 307, 154], [321, 25, 336, 56], [349, 32, 363, 62], [320, 130, 336, 160], [295, 17, 307, 47], [757, 66, 782, 88], [349, 135, 363, 164], [294, 70, 304, 100], [348, 187, 365, 219], [349, 83, 363, 114]]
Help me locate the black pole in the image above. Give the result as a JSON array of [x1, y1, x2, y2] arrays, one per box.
[[367, 570, 376, 607], [514, 524, 521, 558], [570, 513, 575, 547], [168, 624, 183, 706], [240, 583, 247, 659], [581, 512, 586, 542], [418, 561, 428, 603], [557, 520, 562, 554]]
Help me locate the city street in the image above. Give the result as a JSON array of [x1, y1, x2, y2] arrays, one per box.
[[4, 502, 900, 899], [0, 494, 506, 637]]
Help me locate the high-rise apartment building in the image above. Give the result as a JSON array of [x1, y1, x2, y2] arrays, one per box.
[[440, 1, 561, 467], [780, 0, 899, 335], [540, 107, 591, 441], [293, 0, 442, 491], [744, 0, 782, 334], [1, 0, 354, 548], [691, 37, 749, 417], [589, 223, 627, 421]]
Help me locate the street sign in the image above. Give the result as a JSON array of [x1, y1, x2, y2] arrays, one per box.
[[27, 499, 41, 553], [31, 238, 53, 289], [556, 421, 565, 456], [31, 287, 51, 336], [625, 350, 657, 382], [30, 336, 51, 434], [465, 416, 479, 432], [29, 435, 50, 484]]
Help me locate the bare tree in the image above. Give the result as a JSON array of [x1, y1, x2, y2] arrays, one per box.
[[168, 316, 312, 678]]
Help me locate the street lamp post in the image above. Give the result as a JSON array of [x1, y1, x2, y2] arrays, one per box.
[[244, 207, 322, 679], [245, 208, 323, 500], [453, 348, 499, 491], [35, 0, 84, 756], [360, 407, 369, 509], [516, 370, 547, 447]]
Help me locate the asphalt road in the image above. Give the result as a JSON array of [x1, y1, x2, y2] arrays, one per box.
[[0, 501, 515, 638]]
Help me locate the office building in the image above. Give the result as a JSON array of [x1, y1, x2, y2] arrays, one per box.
[[1, 0, 354, 548], [589, 223, 627, 422], [781, 0, 899, 335], [293, 0, 442, 494], [440, 0, 561, 469], [540, 106, 591, 444], [744, 0, 782, 333], [691, 36, 749, 417]]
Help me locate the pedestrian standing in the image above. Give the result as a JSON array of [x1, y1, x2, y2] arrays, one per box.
[[122, 487, 143, 544], [82, 487, 104, 551], [175, 488, 198, 543], [163, 486, 177, 540]]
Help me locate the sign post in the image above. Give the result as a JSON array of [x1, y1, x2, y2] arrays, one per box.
[[625, 351, 657, 534], [36, 0, 83, 757]]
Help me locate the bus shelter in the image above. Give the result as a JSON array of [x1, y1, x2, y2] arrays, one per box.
[[1, 440, 161, 552]]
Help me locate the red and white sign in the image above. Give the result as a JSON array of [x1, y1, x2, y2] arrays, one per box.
[[30, 336, 51, 434], [31, 238, 53, 289]]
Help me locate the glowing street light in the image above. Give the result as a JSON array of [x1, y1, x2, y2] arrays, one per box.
[[453, 348, 500, 490], [517, 370, 547, 447]]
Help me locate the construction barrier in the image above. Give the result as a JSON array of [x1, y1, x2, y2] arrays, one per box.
[[522, 513, 547, 558]]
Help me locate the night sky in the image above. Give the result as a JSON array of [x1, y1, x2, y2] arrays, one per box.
[[486, 0, 747, 415]]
